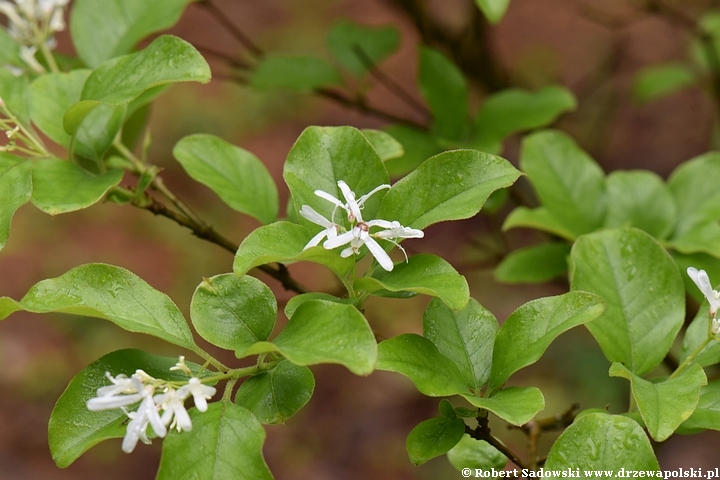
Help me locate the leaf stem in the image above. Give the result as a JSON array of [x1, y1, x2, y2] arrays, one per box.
[[39, 41, 60, 73], [669, 335, 712, 380]]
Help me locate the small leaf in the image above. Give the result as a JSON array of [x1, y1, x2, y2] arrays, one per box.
[[173, 134, 279, 224], [474, 0, 511, 24], [327, 20, 401, 76], [0, 155, 32, 251], [376, 334, 470, 396], [0, 297, 22, 321], [30, 160, 123, 215], [681, 380, 720, 431], [488, 291, 604, 392], [378, 149, 521, 230], [502, 206, 575, 240], [284, 292, 356, 319], [609, 362, 706, 441], [632, 63, 697, 104], [190, 274, 276, 355], [495, 242, 570, 284], [544, 413, 660, 470], [668, 152, 720, 240], [157, 402, 272, 480], [447, 435, 507, 473], [423, 298, 498, 390], [570, 228, 685, 375], [439, 399, 457, 419], [354, 254, 469, 310], [242, 300, 377, 376], [382, 125, 442, 177], [20, 263, 196, 349], [29, 70, 90, 147], [406, 416, 466, 466], [251, 55, 343, 92], [74, 104, 127, 160], [464, 387, 544, 426], [361, 129, 404, 161], [418, 47, 468, 140], [235, 360, 314, 424]]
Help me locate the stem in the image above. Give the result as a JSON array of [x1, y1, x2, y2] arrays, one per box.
[[223, 378, 238, 402], [191, 346, 229, 372], [669, 335, 712, 379], [199, 0, 264, 58], [39, 41, 60, 73]]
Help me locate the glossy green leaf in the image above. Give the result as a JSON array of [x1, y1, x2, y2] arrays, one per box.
[[570, 228, 685, 375], [242, 300, 377, 376], [327, 20, 400, 76], [681, 380, 720, 431], [233, 221, 354, 280], [521, 130, 606, 236], [488, 291, 604, 392], [423, 298, 498, 390], [235, 360, 314, 424], [502, 206, 575, 240], [361, 129, 404, 161], [29, 70, 90, 147], [284, 126, 388, 230], [377, 334, 471, 396], [0, 297, 22, 321], [0, 69, 29, 125], [49, 349, 208, 468], [251, 55, 343, 92], [74, 104, 127, 161], [604, 170, 677, 239], [70, 0, 192, 68], [378, 149, 521, 230], [609, 363, 706, 441], [354, 254, 469, 310], [474, 86, 576, 151], [439, 399, 457, 419], [283, 292, 356, 319], [668, 152, 720, 239], [495, 242, 570, 284], [382, 125, 442, 177], [157, 402, 272, 480], [674, 252, 720, 304], [173, 134, 279, 224], [190, 274, 276, 355], [632, 63, 697, 104], [30, 160, 123, 215], [20, 263, 195, 349], [669, 221, 720, 257], [680, 298, 720, 367], [447, 435, 507, 473], [545, 413, 660, 470], [418, 47, 468, 140], [0, 154, 32, 251], [406, 416, 465, 466], [463, 386, 544, 426], [474, 0, 511, 23]]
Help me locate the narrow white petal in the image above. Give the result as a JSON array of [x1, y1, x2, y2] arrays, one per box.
[[87, 393, 143, 410], [364, 236, 394, 271], [174, 404, 193, 431], [338, 181, 362, 221], [314, 189, 345, 209], [122, 412, 148, 453], [299, 205, 333, 228], [357, 184, 390, 206], [688, 267, 715, 302], [303, 230, 329, 250], [365, 218, 394, 229], [340, 247, 355, 258], [323, 229, 356, 249]]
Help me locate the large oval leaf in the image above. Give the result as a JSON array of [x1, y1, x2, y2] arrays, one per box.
[[406, 416, 466, 466], [463, 387, 545, 426]]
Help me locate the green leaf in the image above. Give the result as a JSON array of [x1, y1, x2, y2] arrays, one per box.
[[474, 0, 511, 23], [668, 221, 720, 257], [604, 170, 677, 239], [283, 126, 388, 230], [418, 47, 468, 140], [20, 263, 196, 349], [423, 298, 498, 390], [488, 291, 604, 392], [70, 0, 192, 68], [157, 402, 272, 480], [673, 252, 720, 304], [495, 242, 570, 284], [377, 334, 471, 396], [474, 86, 576, 151], [49, 349, 208, 468], [378, 149, 521, 230], [439, 399, 457, 419], [30, 160, 123, 215], [284, 292, 356, 319], [242, 300, 377, 376], [447, 435, 507, 473], [0, 155, 32, 251], [609, 362, 706, 441], [0, 27, 21, 68], [668, 152, 720, 239], [520, 130, 606, 236], [681, 380, 720, 431], [173, 134, 279, 224], [327, 20, 400, 76], [545, 413, 659, 470], [570, 228, 685, 375], [29, 70, 91, 147], [502, 206, 575, 241], [251, 55, 343, 92], [361, 129, 404, 162], [463, 386, 545, 426], [354, 254, 469, 310], [680, 298, 720, 367], [0, 297, 22, 321], [632, 63, 697, 104], [190, 274, 276, 355], [74, 104, 127, 161], [382, 125, 442, 177], [406, 416, 466, 466], [235, 360, 314, 424], [0, 69, 30, 125], [233, 221, 354, 280]]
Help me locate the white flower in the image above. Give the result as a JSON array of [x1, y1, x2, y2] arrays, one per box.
[[178, 377, 216, 412], [323, 219, 396, 271], [87, 373, 144, 411], [155, 388, 193, 433], [122, 386, 167, 453], [0, 0, 68, 70], [687, 267, 720, 335], [299, 205, 338, 249], [314, 180, 390, 224]]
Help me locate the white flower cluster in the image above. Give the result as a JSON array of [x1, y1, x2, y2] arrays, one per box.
[[87, 361, 216, 453], [687, 267, 720, 336], [0, 0, 68, 71], [300, 180, 423, 271]]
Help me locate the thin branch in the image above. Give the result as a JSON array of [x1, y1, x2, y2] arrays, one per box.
[[315, 87, 428, 129], [509, 403, 579, 468], [196, 44, 251, 69], [467, 413, 529, 469], [199, 0, 264, 58]]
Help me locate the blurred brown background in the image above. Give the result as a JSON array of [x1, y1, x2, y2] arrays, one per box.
[[1, 0, 719, 478]]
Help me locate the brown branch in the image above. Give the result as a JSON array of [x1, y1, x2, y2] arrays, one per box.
[[315, 87, 428, 129], [466, 413, 529, 469], [509, 403, 579, 468], [199, 0, 264, 58]]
